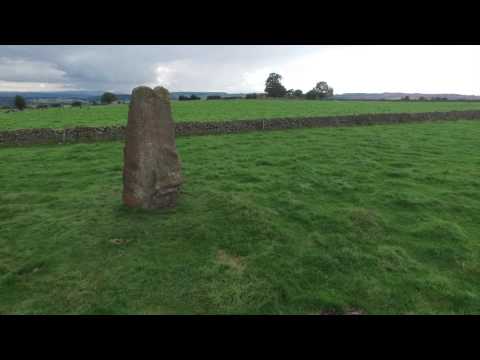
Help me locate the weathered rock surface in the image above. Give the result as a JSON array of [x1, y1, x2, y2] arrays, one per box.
[[122, 86, 182, 209]]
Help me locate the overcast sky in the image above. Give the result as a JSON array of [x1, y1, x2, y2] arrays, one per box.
[[0, 45, 479, 95]]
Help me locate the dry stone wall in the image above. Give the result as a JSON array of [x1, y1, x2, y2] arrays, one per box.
[[1, 110, 480, 147]]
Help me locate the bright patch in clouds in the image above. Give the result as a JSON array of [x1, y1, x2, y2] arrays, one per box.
[[155, 65, 174, 87]]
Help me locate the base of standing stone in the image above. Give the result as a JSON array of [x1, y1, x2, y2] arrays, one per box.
[[123, 187, 180, 210], [150, 188, 181, 209]]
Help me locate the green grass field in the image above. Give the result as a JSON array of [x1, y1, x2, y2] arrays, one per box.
[[2, 100, 480, 130], [1, 120, 479, 314]]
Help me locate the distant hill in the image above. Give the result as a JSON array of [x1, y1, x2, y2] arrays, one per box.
[[333, 93, 480, 101], [0, 91, 246, 106], [0, 91, 104, 106], [2, 91, 480, 107]]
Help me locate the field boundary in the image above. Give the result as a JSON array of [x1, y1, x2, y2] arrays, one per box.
[[2, 110, 480, 146]]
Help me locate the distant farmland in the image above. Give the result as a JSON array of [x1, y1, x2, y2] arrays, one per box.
[[3, 100, 480, 130]]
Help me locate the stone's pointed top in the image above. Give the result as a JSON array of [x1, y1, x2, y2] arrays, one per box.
[[154, 86, 170, 102], [131, 86, 154, 97], [130, 86, 170, 103]]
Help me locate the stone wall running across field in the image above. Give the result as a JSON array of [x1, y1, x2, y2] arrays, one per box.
[[1, 110, 480, 147]]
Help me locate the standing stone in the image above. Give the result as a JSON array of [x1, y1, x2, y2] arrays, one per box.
[[122, 86, 182, 209]]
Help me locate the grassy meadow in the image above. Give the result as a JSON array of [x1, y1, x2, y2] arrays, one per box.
[[2, 100, 480, 130], [1, 120, 480, 314]]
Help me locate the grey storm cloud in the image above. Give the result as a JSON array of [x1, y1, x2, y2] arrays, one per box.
[[0, 57, 66, 83], [3, 45, 478, 94], [0, 45, 321, 92]]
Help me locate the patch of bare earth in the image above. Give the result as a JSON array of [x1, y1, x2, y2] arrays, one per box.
[[216, 249, 246, 273], [110, 238, 130, 245]]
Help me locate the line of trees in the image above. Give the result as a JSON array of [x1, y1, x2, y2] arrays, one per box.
[[9, 92, 119, 111], [8, 96, 115, 112], [207, 95, 244, 100], [179, 94, 201, 101], [264, 73, 334, 100]]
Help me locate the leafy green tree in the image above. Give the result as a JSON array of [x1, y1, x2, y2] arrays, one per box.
[[294, 89, 303, 97], [101, 92, 118, 104], [14, 95, 26, 110], [314, 81, 334, 99], [305, 89, 318, 100], [264, 73, 287, 98], [286, 89, 296, 97]]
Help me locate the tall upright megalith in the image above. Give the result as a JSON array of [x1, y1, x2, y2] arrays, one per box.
[[122, 86, 182, 209]]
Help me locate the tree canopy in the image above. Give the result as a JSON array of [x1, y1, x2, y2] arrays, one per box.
[[265, 73, 287, 98], [101, 92, 118, 104], [305, 81, 334, 100], [14, 95, 26, 110], [294, 89, 303, 97], [314, 81, 334, 98]]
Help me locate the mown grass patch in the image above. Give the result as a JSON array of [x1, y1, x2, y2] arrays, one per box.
[[1, 120, 480, 314]]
